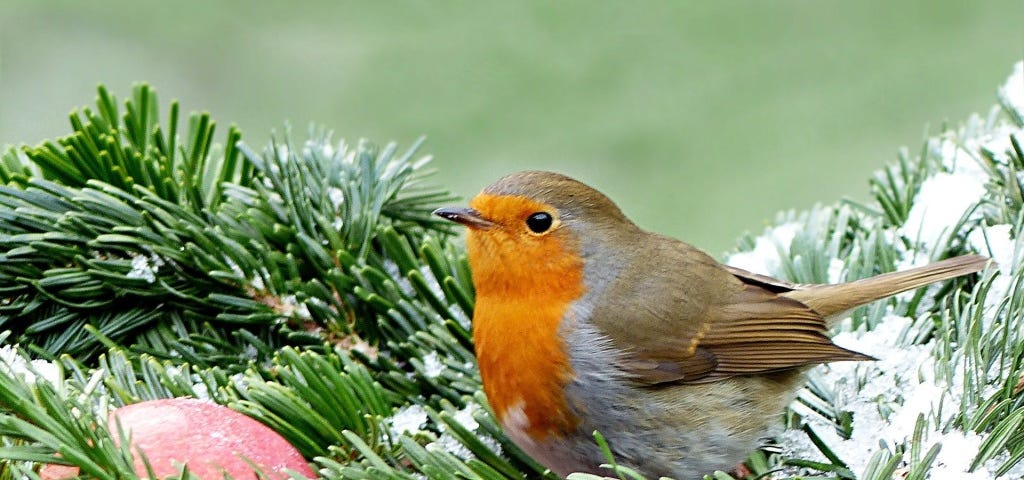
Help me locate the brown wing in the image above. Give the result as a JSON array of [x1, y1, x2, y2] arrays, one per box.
[[623, 285, 873, 385], [591, 237, 872, 386], [721, 264, 802, 293]]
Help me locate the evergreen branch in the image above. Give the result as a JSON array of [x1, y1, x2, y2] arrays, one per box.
[[0, 85, 460, 368]]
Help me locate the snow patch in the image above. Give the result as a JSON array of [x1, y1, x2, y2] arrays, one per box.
[[421, 351, 445, 379], [426, 402, 502, 460], [327, 186, 345, 210], [999, 61, 1024, 115], [785, 314, 966, 473], [389, 404, 428, 439], [280, 294, 312, 320], [827, 258, 846, 284], [126, 253, 165, 283], [726, 222, 801, 276], [899, 172, 985, 249], [0, 345, 60, 385], [968, 224, 1019, 312]]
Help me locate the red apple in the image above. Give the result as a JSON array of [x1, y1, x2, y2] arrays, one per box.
[[41, 398, 314, 479]]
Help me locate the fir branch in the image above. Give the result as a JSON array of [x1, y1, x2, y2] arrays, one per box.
[[0, 86, 461, 369]]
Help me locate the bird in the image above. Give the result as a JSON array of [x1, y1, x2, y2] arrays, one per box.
[[433, 170, 988, 479]]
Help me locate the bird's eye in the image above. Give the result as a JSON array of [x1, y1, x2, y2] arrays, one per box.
[[526, 212, 553, 234]]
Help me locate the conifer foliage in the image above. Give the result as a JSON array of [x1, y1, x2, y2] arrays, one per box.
[[0, 85, 462, 364]]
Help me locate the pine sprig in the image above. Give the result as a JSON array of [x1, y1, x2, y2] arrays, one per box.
[[0, 85, 461, 368], [12, 85, 249, 211]]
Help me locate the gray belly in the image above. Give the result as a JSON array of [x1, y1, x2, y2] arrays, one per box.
[[525, 324, 806, 478]]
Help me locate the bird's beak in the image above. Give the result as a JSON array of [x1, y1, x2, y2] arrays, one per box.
[[433, 207, 495, 230]]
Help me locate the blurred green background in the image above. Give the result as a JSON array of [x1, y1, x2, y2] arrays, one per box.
[[1, 1, 1022, 254]]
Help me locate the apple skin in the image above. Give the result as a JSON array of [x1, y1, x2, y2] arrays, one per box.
[[40, 398, 315, 479]]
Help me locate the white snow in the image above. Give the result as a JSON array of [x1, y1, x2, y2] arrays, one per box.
[[327, 186, 345, 210], [999, 61, 1024, 115], [302, 139, 337, 159], [899, 172, 986, 249], [279, 294, 312, 320], [968, 224, 1020, 313], [726, 222, 801, 276], [451, 403, 480, 431], [783, 313, 1007, 478], [250, 269, 267, 291], [827, 258, 846, 284], [968, 224, 1017, 277], [976, 125, 1021, 166], [927, 433, 991, 480], [419, 264, 446, 300], [126, 253, 164, 283], [421, 351, 445, 379], [240, 344, 259, 360], [389, 404, 428, 439], [429, 432, 474, 460], [426, 401, 502, 460], [0, 345, 60, 385]]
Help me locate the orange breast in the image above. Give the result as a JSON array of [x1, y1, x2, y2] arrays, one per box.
[[474, 295, 581, 438], [467, 219, 586, 440]]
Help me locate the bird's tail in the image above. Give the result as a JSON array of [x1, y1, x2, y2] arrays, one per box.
[[783, 254, 990, 318]]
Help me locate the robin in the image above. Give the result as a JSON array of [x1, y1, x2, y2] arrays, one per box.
[[434, 171, 986, 478]]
